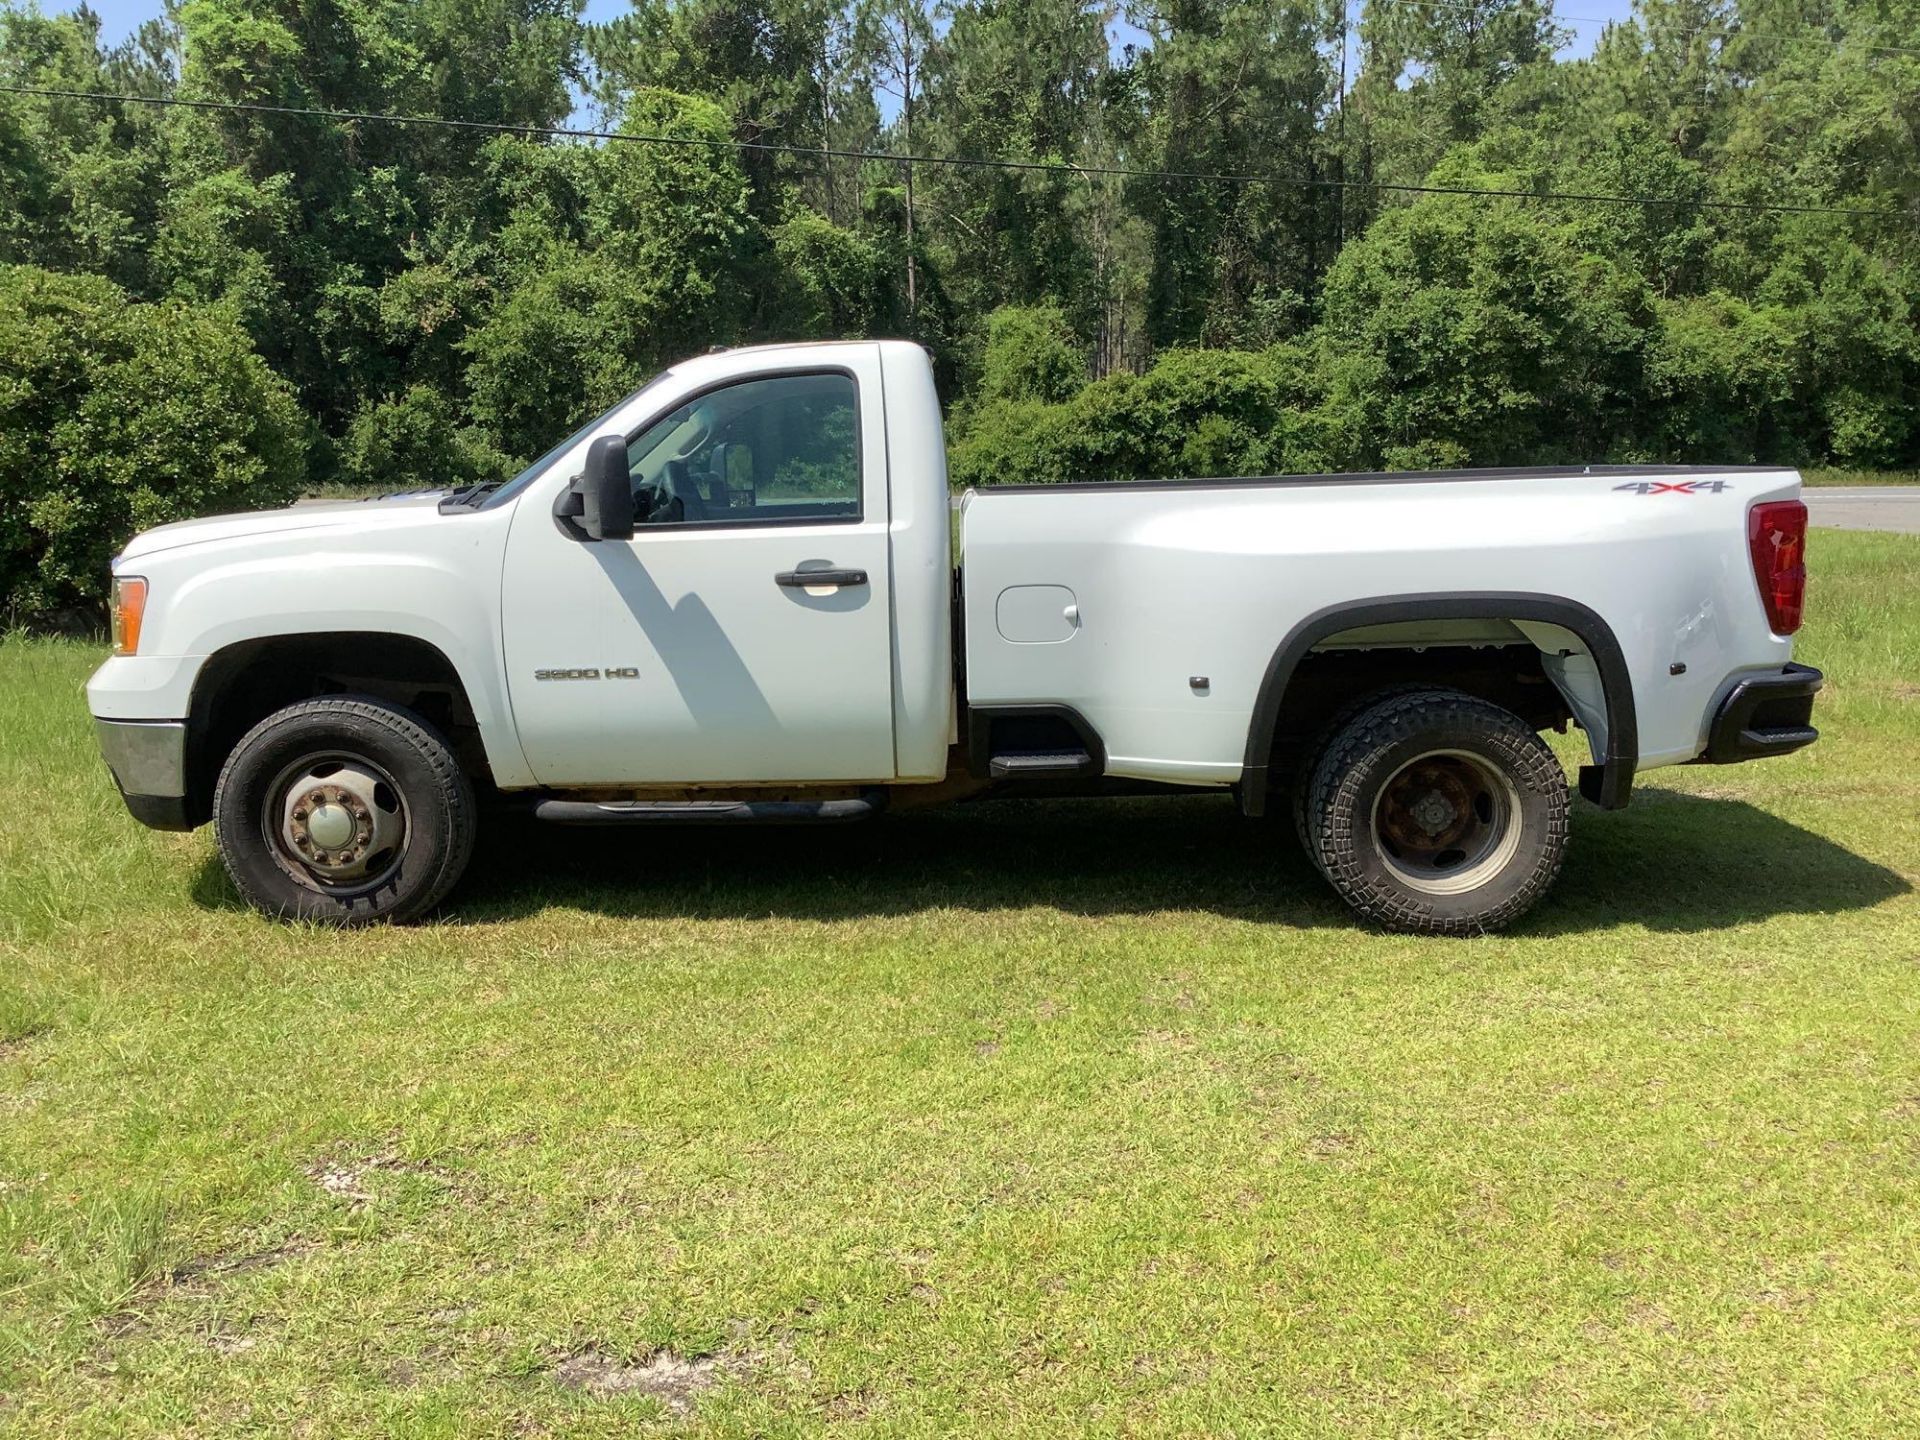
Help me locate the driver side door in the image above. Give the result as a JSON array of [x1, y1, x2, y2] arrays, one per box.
[[500, 355, 897, 788]]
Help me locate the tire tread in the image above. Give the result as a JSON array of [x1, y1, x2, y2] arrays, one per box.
[[1303, 688, 1569, 935], [212, 695, 475, 925]]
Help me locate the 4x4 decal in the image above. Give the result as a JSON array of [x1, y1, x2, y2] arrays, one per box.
[[1613, 479, 1731, 495]]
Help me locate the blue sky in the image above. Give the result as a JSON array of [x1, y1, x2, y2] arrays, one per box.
[[71, 0, 1642, 76]]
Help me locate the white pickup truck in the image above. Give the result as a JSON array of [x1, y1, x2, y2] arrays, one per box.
[[88, 340, 1822, 934]]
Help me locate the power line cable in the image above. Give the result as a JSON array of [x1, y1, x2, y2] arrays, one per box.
[[0, 82, 1904, 220]]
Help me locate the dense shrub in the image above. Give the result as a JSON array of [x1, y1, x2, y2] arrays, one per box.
[[950, 344, 1327, 487], [1642, 294, 1799, 462], [1754, 227, 1920, 467], [977, 305, 1086, 407], [953, 188, 1920, 483], [1314, 196, 1653, 469], [339, 385, 513, 494], [767, 213, 894, 338], [0, 265, 306, 618]]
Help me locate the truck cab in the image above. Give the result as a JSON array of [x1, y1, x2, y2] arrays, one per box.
[[492, 342, 954, 790], [89, 340, 1822, 935]]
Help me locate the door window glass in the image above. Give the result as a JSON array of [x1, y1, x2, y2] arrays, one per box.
[[624, 372, 860, 527]]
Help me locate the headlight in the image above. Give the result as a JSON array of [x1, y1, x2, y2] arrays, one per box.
[[110, 576, 148, 655]]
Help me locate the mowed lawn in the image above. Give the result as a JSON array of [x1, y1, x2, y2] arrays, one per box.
[[2, 530, 1917, 1438]]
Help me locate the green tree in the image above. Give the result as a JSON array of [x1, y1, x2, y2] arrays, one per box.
[[0, 264, 306, 618], [915, 0, 1113, 341], [589, 0, 877, 219], [1128, 0, 1336, 349], [460, 93, 755, 459], [1348, 0, 1562, 189], [161, 0, 583, 452], [0, 4, 173, 289], [861, 0, 937, 315], [1313, 177, 1652, 468]]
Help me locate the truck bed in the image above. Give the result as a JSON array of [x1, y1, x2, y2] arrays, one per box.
[[957, 465, 1802, 795]]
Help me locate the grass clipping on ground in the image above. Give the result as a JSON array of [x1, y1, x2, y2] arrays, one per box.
[[1, 529, 1916, 1436]]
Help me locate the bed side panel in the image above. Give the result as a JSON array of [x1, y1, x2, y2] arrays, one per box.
[[958, 471, 1799, 786]]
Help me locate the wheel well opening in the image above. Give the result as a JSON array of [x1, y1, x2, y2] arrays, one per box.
[[1242, 597, 1635, 818], [185, 633, 483, 826], [1266, 637, 1577, 795]]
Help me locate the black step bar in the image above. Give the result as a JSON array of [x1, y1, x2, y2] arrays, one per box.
[[987, 748, 1097, 779], [534, 790, 886, 826], [1697, 662, 1823, 765]]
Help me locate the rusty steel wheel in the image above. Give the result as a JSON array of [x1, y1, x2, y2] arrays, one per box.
[[265, 752, 410, 895], [1369, 749, 1523, 897], [213, 696, 475, 925], [1302, 688, 1569, 935]]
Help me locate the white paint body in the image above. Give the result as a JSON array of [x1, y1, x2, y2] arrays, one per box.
[[960, 467, 1798, 785], [88, 341, 1802, 798]]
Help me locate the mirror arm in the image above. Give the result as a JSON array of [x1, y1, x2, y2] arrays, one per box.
[[548, 434, 635, 542], [551, 482, 593, 542]]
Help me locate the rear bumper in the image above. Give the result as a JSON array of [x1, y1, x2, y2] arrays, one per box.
[[94, 718, 196, 831], [1697, 663, 1823, 764]]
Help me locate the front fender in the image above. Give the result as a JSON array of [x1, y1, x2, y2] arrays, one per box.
[[93, 513, 535, 789]]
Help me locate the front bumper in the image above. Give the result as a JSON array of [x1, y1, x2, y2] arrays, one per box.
[[1698, 662, 1823, 764], [94, 718, 196, 830]]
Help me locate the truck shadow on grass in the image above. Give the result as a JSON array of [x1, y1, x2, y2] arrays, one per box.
[[406, 787, 1907, 935]]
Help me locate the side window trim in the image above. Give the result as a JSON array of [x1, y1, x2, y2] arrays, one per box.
[[622, 366, 865, 532]]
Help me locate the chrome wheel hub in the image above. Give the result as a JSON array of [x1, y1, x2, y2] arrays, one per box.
[[273, 758, 407, 886], [306, 801, 356, 851]]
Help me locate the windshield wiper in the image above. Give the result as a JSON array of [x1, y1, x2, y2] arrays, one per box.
[[437, 479, 505, 513]]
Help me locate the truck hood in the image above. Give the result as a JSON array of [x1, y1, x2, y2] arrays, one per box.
[[116, 491, 450, 563]]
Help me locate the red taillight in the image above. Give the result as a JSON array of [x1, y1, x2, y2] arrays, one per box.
[[1748, 500, 1807, 635]]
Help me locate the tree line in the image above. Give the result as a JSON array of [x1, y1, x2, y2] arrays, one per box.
[[1, 0, 1916, 614]]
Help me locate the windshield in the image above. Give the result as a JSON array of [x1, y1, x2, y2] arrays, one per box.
[[475, 369, 676, 510]]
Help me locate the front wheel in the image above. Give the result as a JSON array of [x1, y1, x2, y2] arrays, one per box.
[[1301, 688, 1569, 935], [212, 696, 476, 925]]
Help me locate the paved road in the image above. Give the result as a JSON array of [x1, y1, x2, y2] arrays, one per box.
[[1805, 486, 1920, 535]]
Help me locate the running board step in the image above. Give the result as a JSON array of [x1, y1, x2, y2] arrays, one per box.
[[988, 748, 1097, 779], [534, 793, 884, 826]]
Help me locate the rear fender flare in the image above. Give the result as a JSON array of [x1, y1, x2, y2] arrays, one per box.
[[1239, 592, 1637, 816]]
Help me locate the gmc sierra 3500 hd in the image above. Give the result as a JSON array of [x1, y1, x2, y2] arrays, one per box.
[[88, 340, 1822, 934]]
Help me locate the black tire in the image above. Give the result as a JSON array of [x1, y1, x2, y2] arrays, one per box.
[[212, 696, 476, 925], [1288, 682, 1435, 853], [1301, 688, 1569, 935]]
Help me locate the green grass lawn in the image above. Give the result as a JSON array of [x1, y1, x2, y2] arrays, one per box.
[[3, 530, 1916, 1437]]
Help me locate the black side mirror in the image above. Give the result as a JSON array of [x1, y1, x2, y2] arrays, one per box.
[[578, 434, 634, 541]]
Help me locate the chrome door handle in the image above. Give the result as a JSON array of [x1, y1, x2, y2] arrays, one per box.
[[775, 568, 868, 588]]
